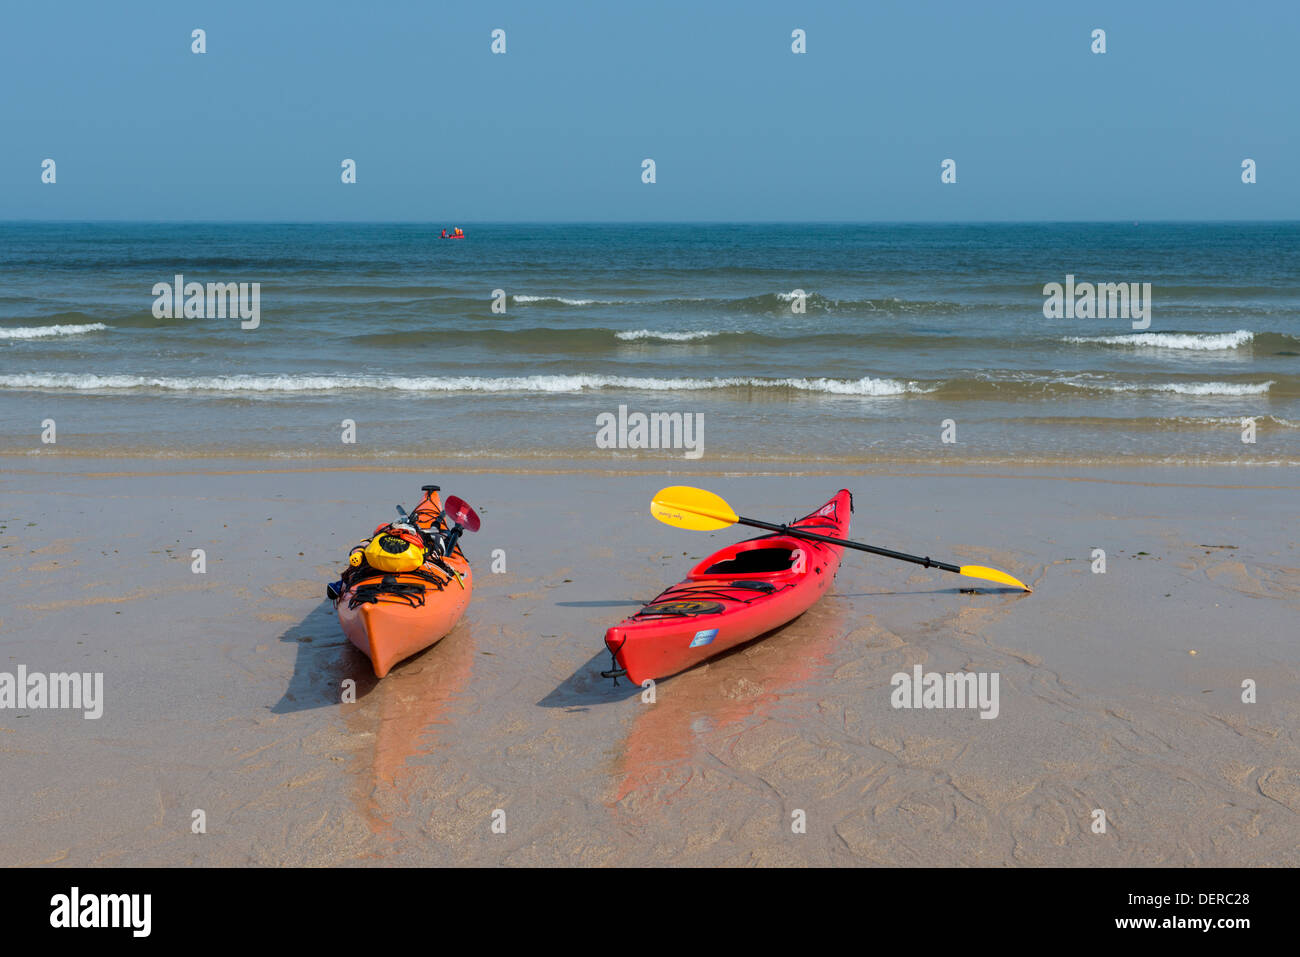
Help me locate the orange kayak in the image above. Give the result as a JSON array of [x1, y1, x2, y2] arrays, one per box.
[[333, 486, 474, 677]]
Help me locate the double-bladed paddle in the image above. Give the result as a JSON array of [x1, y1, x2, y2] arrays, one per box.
[[650, 485, 1031, 592]]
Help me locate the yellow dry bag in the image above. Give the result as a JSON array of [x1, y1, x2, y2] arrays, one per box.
[[361, 526, 426, 573]]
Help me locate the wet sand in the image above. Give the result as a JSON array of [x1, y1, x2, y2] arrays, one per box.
[[0, 458, 1297, 866]]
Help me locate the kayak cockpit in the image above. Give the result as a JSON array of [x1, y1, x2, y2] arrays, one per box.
[[689, 539, 807, 579], [702, 547, 796, 575]]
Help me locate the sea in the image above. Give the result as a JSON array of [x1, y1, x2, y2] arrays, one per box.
[[2, 222, 1297, 466]]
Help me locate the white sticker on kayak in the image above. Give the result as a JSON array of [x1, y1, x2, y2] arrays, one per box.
[[690, 629, 718, 648]]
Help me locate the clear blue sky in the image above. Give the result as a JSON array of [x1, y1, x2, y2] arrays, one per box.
[[1, 0, 1295, 221]]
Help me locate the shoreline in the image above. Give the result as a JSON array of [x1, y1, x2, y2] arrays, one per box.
[[4, 452, 1300, 478]]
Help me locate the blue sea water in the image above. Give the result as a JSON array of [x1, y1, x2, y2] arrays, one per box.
[[1, 222, 1297, 464]]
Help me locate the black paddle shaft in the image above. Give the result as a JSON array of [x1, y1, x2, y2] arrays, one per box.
[[739, 516, 962, 575]]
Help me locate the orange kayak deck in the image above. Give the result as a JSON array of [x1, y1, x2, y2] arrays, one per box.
[[337, 561, 472, 677]]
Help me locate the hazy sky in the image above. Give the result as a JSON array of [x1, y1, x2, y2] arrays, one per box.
[[1, 0, 1295, 221]]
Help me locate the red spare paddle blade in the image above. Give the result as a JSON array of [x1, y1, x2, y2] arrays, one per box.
[[443, 495, 481, 532]]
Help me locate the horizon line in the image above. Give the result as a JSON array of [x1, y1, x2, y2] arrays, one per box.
[[3, 218, 1299, 226]]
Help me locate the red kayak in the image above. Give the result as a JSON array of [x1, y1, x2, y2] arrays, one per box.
[[604, 489, 853, 683]]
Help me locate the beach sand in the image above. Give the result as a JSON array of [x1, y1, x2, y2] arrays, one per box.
[[0, 457, 1296, 866]]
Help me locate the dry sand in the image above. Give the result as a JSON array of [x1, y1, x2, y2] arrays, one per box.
[[0, 457, 1297, 866]]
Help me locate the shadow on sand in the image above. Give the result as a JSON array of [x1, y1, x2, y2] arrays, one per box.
[[270, 599, 379, 714], [537, 648, 642, 709]]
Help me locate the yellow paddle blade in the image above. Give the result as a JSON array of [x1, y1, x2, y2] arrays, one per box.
[[650, 486, 739, 531], [959, 565, 1032, 592]]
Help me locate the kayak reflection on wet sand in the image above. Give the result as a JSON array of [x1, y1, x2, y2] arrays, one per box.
[[605, 598, 853, 808], [342, 620, 479, 839]]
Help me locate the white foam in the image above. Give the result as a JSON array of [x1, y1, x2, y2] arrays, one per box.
[[1170, 415, 1299, 428], [1063, 378, 1274, 396], [615, 329, 720, 342], [0, 323, 108, 340], [1063, 330, 1255, 350], [0, 372, 928, 397], [512, 295, 613, 305]]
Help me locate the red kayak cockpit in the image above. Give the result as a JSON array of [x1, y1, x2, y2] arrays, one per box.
[[688, 539, 809, 579]]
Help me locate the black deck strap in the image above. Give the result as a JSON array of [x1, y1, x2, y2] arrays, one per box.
[[347, 575, 427, 610], [411, 566, 450, 590], [789, 517, 836, 534], [348, 566, 448, 591], [729, 580, 776, 592], [603, 634, 629, 686], [636, 606, 721, 619], [637, 581, 784, 610]]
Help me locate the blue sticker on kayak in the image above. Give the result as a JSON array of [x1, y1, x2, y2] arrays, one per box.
[[690, 629, 718, 648]]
